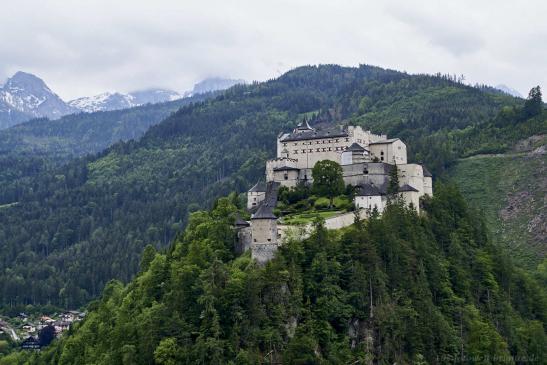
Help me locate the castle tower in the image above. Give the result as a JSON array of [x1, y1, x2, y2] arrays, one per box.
[[250, 181, 280, 264]]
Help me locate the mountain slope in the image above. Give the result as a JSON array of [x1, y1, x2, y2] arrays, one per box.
[[14, 187, 547, 364], [450, 135, 546, 268], [67, 89, 181, 113], [0, 65, 534, 309], [0, 72, 77, 128]]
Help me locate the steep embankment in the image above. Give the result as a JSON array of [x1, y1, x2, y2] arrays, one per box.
[[7, 186, 546, 364], [450, 135, 546, 268]]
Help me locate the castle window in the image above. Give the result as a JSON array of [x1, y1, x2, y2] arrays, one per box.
[[322, 148, 326, 152], [316, 148, 320, 152], [345, 138, 349, 142], [283, 143, 287, 147], [328, 147, 332, 151], [309, 149, 312, 153], [294, 143, 297, 146], [364, 168, 369, 174], [380, 151, 384, 155], [294, 150, 298, 154], [381, 157, 384, 161], [302, 149, 305, 153], [267, 239, 271, 242], [284, 173, 288, 180], [336, 139, 339, 142]]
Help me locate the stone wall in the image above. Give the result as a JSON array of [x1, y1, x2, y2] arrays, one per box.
[[251, 243, 279, 264]]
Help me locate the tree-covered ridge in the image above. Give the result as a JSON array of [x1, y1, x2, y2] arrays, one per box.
[[0, 64, 540, 309], [0, 92, 215, 158], [7, 185, 545, 365]]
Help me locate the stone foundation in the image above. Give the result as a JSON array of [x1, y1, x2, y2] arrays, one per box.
[[251, 242, 279, 265]]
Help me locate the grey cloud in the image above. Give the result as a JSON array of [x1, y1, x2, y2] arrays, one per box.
[[0, 0, 545, 99]]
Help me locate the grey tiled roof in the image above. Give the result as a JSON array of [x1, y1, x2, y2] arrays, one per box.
[[251, 182, 280, 219], [368, 138, 400, 145], [399, 184, 419, 192], [347, 142, 366, 152], [356, 183, 388, 196], [234, 214, 250, 227], [273, 165, 300, 171], [422, 166, 432, 177], [248, 181, 267, 192], [280, 127, 348, 142]]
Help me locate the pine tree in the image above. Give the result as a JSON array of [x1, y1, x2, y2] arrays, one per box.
[[523, 86, 543, 117]]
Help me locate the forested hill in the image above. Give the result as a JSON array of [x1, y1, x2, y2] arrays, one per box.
[[0, 91, 216, 159], [0, 64, 542, 311], [10, 187, 547, 364]]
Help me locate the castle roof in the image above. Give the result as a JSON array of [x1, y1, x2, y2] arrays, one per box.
[[355, 184, 384, 196], [248, 181, 267, 192], [234, 213, 250, 227], [347, 142, 366, 152], [368, 138, 400, 145], [422, 166, 432, 177], [273, 165, 300, 171], [280, 126, 348, 142], [251, 182, 280, 220], [295, 119, 314, 131], [399, 184, 419, 192]]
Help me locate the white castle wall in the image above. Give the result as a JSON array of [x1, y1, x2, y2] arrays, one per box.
[[247, 191, 266, 210], [369, 139, 407, 164], [398, 164, 425, 194], [423, 176, 433, 196], [277, 126, 386, 170]]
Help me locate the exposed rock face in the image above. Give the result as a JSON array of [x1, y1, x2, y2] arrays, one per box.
[[0, 72, 77, 128]]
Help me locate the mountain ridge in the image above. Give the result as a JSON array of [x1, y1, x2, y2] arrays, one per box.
[[0, 72, 243, 129]]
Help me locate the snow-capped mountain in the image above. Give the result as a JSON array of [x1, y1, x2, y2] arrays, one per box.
[[68, 89, 181, 113], [184, 77, 245, 97], [0, 71, 243, 130], [0, 71, 77, 128]]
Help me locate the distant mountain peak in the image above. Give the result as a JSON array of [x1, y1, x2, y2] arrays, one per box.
[[68, 88, 182, 113], [495, 84, 523, 98], [0, 71, 76, 125], [185, 77, 245, 97]]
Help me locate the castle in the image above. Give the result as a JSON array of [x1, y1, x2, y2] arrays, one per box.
[[237, 121, 433, 263]]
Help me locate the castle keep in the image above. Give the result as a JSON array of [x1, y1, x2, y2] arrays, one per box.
[[238, 121, 433, 263]]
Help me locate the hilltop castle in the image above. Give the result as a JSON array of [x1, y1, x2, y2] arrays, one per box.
[[238, 121, 433, 263]]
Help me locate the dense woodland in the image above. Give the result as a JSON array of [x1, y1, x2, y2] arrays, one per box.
[[0, 64, 544, 312], [3, 185, 546, 364], [0, 92, 215, 192]]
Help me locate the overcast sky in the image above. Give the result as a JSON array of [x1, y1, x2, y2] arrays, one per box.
[[1, 0, 545, 100]]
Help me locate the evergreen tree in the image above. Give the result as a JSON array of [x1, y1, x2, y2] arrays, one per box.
[[523, 86, 543, 117]]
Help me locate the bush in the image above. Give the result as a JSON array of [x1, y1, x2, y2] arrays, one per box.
[[314, 197, 330, 210]]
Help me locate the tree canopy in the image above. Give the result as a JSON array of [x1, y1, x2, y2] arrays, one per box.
[[312, 160, 345, 206]]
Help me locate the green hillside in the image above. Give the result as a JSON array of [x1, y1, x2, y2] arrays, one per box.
[[5, 186, 546, 364], [0, 92, 214, 158], [450, 135, 546, 269], [0, 64, 541, 310]]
